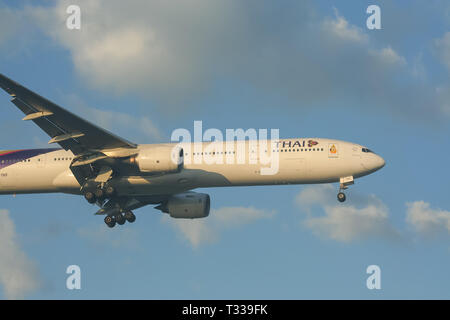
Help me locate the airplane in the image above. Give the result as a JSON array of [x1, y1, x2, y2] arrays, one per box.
[[0, 73, 385, 228]]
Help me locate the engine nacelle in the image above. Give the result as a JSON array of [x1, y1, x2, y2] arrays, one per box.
[[134, 145, 183, 173], [158, 192, 210, 219]]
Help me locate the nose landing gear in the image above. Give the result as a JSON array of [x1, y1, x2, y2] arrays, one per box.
[[337, 192, 346, 202], [337, 176, 354, 203]]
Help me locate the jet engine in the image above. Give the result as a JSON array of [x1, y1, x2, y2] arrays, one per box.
[[132, 145, 183, 173], [156, 192, 211, 219]]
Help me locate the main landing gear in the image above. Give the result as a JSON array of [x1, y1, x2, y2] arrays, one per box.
[[80, 166, 129, 228], [337, 176, 354, 203], [83, 184, 116, 204], [104, 211, 136, 228], [84, 191, 96, 204], [82, 181, 129, 228], [104, 215, 116, 228]]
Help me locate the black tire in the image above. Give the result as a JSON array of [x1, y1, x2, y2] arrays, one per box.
[[94, 188, 104, 199], [337, 192, 346, 203], [124, 211, 136, 223], [104, 215, 116, 228], [105, 186, 115, 197], [84, 192, 96, 204], [115, 214, 126, 225]]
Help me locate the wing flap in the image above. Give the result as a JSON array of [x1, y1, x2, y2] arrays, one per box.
[[22, 111, 54, 121]]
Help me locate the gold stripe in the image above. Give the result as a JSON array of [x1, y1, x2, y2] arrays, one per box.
[[0, 150, 16, 155]]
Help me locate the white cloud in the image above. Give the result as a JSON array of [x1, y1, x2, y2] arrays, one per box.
[[1, 1, 448, 120], [64, 94, 162, 143], [304, 204, 392, 243], [322, 9, 368, 44], [371, 47, 406, 66], [406, 201, 450, 236], [295, 185, 398, 242], [0, 210, 41, 299], [435, 32, 450, 71], [162, 206, 276, 248], [165, 218, 216, 248], [28, 0, 220, 105]]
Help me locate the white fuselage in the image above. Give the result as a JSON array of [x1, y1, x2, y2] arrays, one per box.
[[0, 138, 385, 196]]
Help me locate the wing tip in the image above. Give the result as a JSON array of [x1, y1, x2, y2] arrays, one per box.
[[0, 73, 20, 96]]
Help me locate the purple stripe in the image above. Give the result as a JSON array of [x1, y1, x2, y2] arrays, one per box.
[[0, 148, 60, 170]]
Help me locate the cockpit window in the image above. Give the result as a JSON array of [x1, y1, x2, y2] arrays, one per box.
[[362, 148, 374, 153]]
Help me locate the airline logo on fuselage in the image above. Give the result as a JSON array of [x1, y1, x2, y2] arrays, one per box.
[[276, 140, 319, 148]]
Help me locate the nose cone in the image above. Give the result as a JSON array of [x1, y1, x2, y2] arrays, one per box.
[[375, 155, 385, 170], [369, 154, 386, 172], [361, 153, 385, 173]]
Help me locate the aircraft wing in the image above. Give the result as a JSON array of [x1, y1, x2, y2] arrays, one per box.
[[0, 73, 137, 155]]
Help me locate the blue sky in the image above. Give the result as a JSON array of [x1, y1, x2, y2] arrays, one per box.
[[0, 0, 449, 299]]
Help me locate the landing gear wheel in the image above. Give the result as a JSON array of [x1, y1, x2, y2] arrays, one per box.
[[115, 213, 126, 225], [105, 186, 116, 197], [84, 192, 96, 204], [94, 188, 104, 199], [124, 211, 136, 223], [337, 192, 346, 203], [104, 215, 116, 228]]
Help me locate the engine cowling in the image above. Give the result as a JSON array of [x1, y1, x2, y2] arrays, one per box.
[[158, 192, 210, 219], [134, 145, 183, 173]]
